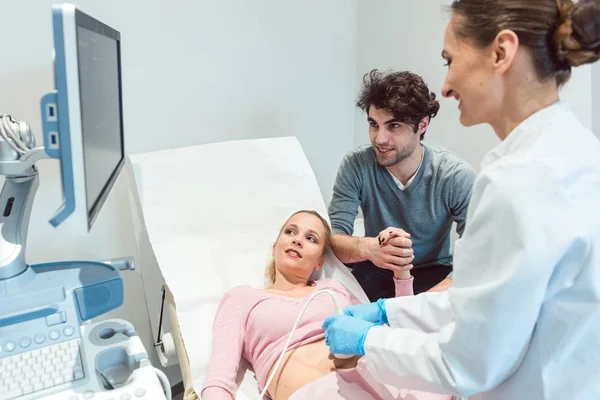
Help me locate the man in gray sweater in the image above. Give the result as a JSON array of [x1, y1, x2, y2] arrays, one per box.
[[328, 69, 476, 300]]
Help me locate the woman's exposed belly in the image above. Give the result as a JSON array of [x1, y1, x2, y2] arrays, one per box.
[[266, 338, 361, 400]]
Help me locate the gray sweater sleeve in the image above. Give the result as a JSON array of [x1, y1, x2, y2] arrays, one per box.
[[448, 161, 477, 237], [328, 152, 362, 235], [441, 157, 477, 281]]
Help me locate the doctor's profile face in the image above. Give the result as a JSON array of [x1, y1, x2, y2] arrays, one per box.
[[368, 106, 422, 168], [272, 211, 329, 280], [441, 15, 503, 127]]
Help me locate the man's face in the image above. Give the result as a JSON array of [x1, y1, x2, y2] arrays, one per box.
[[367, 106, 420, 167]]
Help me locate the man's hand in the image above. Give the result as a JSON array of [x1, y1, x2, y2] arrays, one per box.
[[366, 227, 414, 274]]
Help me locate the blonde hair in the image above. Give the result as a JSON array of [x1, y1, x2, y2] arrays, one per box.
[[266, 210, 332, 284]]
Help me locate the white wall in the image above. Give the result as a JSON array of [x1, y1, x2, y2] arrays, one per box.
[[0, 0, 358, 387], [355, 0, 593, 170], [117, 0, 358, 203], [593, 63, 600, 137]]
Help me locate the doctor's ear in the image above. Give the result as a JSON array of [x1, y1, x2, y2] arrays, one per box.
[[492, 29, 519, 73]]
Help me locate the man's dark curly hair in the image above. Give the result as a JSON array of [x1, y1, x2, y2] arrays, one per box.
[[357, 69, 440, 140]]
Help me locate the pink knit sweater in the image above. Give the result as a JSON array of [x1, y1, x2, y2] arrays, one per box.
[[201, 277, 414, 399]]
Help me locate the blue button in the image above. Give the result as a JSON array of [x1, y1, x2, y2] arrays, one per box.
[[19, 337, 32, 348], [5, 341, 16, 352], [34, 334, 46, 344], [46, 311, 67, 326], [49, 330, 60, 340], [64, 326, 75, 337]]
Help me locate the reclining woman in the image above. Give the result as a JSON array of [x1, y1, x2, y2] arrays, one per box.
[[201, 210, 451, 400]]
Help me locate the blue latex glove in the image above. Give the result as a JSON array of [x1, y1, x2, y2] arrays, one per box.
[[343, 298, 388, 325], [322, 314, 376, 356]]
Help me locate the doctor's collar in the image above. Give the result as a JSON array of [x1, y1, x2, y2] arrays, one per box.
[[480, 101, 570, 169]]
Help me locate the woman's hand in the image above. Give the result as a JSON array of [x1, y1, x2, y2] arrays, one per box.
[[367, 227, 415, 274]]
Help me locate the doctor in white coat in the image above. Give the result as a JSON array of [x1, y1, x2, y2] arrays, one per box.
[[322, 0, 600, 399]]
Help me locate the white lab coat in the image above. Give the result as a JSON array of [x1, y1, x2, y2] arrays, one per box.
[[363, 102, 600, 400]]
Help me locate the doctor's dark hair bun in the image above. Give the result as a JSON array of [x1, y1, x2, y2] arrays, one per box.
[[357, 69, 440, 140], [554, 0, 600, 67], [450, 0, 600, 87]]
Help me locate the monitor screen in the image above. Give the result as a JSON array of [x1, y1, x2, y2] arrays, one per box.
[[75, 12, 124, 227], [45, 5, 126, 234]]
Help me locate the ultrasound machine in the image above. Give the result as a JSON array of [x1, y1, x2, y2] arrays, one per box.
[[0, 4, 170, 399]]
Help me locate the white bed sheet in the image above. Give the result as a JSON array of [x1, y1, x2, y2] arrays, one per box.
[[128, 137, 368, 399]]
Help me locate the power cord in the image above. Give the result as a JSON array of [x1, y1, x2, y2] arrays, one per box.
[[154, 367, 173, 400], [258, 289, 347, 399], [0, 115, 35, 156]]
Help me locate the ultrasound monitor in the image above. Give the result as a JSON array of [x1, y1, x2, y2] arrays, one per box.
[[42, 4, 125, 235]]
